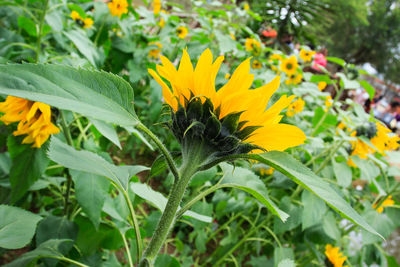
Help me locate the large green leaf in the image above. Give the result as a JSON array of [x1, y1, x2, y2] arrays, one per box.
[[71, 170, 110, 229], [3, 239, 72, 267], [0, 64, 138, 126], [130, 182, 212, 223], [0, 205, 42, 249], [7, 136, 49, 202], [48, 137, 148, 190], [219, 163, 289, 222], [248, 151, 382, 238]]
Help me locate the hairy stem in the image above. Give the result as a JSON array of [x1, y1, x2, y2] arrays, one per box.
[[136, 123, 179, 181]]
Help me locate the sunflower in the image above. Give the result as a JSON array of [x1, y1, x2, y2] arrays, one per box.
[[0, 96, 59, 148], [325, 95, 333, 108], [244, 38, 261, 55], [251, 60, 262, 69], [243, 3, 250, 10], [148, 42, 163, 58], [159, 17, 165, 28], [108, 0, 129, 17], [153, 0, 161, 15], [83, 17, 94, 29], [148, 49, 306, 163], [286, 98, 305, 117], [224, 73, 230, 79], [230, 33, 236, 41], [318, 81, 327, 91], [325, 244, 348, 267], [280, 56, 298, 76], [70, 11, 81, 21], [259, 167, 274, 176], [285, 73, 302, 85], [373, 195, 395, 213], [299, 49, 315, 62], [371, 122, 400, 153], [176, 26, 188, 39], [269, 53, 282, 62]]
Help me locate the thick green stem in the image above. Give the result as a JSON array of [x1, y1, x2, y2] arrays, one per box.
[[140, 141, 206, 266], [35, 0, 49, 62], [136, 123, 179, 181]]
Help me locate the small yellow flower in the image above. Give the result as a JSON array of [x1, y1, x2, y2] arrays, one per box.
[[280, 56, 298, 76], [286, 98, 305, 117], [70, 11, 81, 21], [270, 65, 280, 73], [260, 167, 274, 176], [83, 17, 94, 29], [225, 73, 230, 79], [373, 195, 395, 213], [108, 0, 129, 17], [230, 32, 236, 41], [176, 26, 188, 39], [371, 122, 400, 154], [318, 81, 327, 91], [148, 42, 163, 58], [251, 60, 262, 69], [269, 53, 282, 62], [0, 96, 59, 148], [285, 73, 302, 85], [299, 49, 315, 62], [159, 17, 165, 28], [337, 122, 346, 130], [347, 158, 356, 168], [243, 3, 250, 10], [325, 244, 348, 267], [153, 0, 161, 15], [325, 95, 333, 108], [245, 38, 261, 53]]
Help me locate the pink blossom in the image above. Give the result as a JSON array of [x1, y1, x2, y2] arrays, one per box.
[[312, 53, 327, 71]]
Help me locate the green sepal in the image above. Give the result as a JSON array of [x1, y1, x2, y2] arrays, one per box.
[[221, 111, 243, 136]]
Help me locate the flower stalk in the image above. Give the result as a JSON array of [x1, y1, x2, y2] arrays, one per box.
[[140, 140, 208, 266]]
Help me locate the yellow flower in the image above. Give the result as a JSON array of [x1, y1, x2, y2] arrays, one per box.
[[148, 42, 163, 58], [153, 0, 161, 15], [325, 244, 348, 267], [176, 26, 188, 39], [159, 17, 165, 28], [230, 33, 236, 41], [347, 158, 356, 168], [0, 96, 59, 148], [285, 73, 302, 85], [243, 3, 250, 10], [370, 122, 400, 154], [299, 49, 315, 62], [350, 138, 372, 159], [70, 11, 81, 21], [286, 98, 305, 117], [260, 167, 274, 176], [280, 56, 298, 76], [108, 0, 129, 17], [373, 195, 395, 213], [83, 17, 94, 29], [325, 95, 332, 108], [270, 65, 280, 73], [245, 38, 261, 53], [148, 49, 306, 154], [269, 53, 282, 62], [337, 122, 346, 130], [251, 60, 262, 69], [318, 81, 327, 91], [225, 73, 230, 79]]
